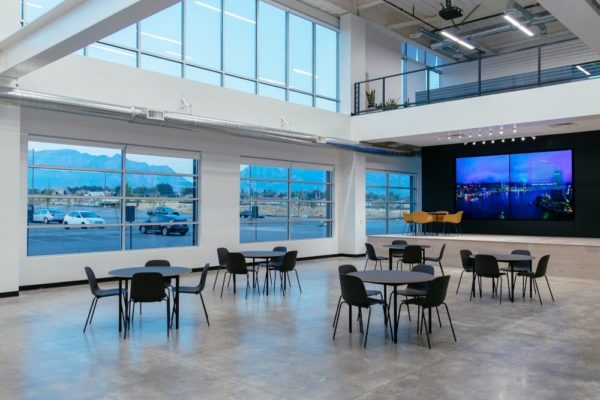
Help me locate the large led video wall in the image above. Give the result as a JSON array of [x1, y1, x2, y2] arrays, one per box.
[[455, 150, 573, 220]]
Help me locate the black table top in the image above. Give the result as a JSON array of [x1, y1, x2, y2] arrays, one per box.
[[471, 253, 535, 262], [350, 271, 434, 285], [383, 244, 431, 249], [241, 251, 286, 258], [108, 266, 191, 278]]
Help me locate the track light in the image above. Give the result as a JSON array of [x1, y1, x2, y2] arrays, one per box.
[[532, 136, 536, 140], [504, 15, 534, 37], [511, 138, 515, 142], [472, 141, 476, 146], [491, 140, 495, 144], [521, 137, 526, 141], [501, 138, 505, 143], [482, 140, 486, 145], [441, 31, 475, 50]]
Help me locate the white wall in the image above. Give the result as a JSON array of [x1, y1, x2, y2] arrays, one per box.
[[15, 108, 419, 288]]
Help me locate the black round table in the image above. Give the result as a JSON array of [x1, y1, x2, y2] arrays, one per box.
[[470, 253, 535, 302], [350, 271, 434, 343], [240, 251, 286, 296], [109, 266, 191, 333], [382, 244, 432, 270]]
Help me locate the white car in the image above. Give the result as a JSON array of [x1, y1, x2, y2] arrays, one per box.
[[63, 211, 106, 226], [33, 208, 65, 224]]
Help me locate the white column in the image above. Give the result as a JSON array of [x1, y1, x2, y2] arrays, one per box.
[[0, 105, 21, 294], [338, 151, 366, 255], [339, 13, 367, 115], [0, 1, 21, 41]]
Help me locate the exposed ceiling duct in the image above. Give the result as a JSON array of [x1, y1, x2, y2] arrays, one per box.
[[0, 89, 416, 157]]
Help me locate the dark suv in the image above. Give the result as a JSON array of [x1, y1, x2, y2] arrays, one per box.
[[139, 214, 188, 236], [149, 206, 180, 216]]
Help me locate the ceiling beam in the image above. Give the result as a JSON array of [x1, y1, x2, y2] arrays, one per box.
[[357, 0, 384, 11], [387, 16, 439, 30], [0, 0, 180, 80]]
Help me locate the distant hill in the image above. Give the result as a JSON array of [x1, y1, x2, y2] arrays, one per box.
[[29, 149, 193, 193]]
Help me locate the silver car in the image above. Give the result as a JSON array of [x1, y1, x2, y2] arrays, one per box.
[[33, 208, 65, 224]]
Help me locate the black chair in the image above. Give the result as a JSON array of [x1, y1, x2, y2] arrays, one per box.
[[172, 263, 210, 326], [391, 240, 407, 268], [263, 246, 287, 284], [472, 255, 508, 304], [332, 265, 383, 327], [503, 249, 532, 296], [212, 247, 229, 290], [390, 264, 434, 321], [83, 266, 126, 333], [399, 245, 422, 271], [456, 249, 474, 294], [332, 274, 390, 348], [364, 243, 388, 270], [519, 255, 554, 305], [399, 275, 456, 349], [126, 272, 170, 338], [270, 251, 300, 295], [221, 252, 253, 299], [145, 259, 172, 290], [424, 244, 446, 275]]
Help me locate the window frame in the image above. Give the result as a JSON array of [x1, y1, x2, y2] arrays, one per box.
[[240, 158, 334, 243], [26, 137, 201, 256]]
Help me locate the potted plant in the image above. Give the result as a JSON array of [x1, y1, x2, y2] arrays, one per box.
[[383, 97, 400, 110], [366, 89, 376, 108]]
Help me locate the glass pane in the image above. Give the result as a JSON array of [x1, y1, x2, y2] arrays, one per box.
[[315, 98, 337, 112], [289, 91, 313, 107], [366, 219, 386, 235], [24, 0, 62, 22], [388, 188, 411, 203], [186, 0, 221, 69], [259, 84, 285, 101], [125, 174, 197, 198], [240, 202, 287, 219], [315, 25, 337, 98], [140, 3, 182, 59], [258, 1, 285, 86], [290, 221, 331, 239], [366, 171, 386, 186], [366, 204, 386, 219], [28, 141, 122, 169], [224, 75, 256, 94], [124, 200, 197, 222], [388, 219, 405, 234], [28, 169, 122, 196], [186, 66, 221, 86], [290, 202, 330, 218], [289, 15, 313, 92], [389, 174, 411, 187], [87, 43, 137, 67], [127, 223, 197, 250], [28, 226, 121, 256], [140, 55, 182, 77], [240, 164, 251, 178], [250, 165, 288, 180], [388, 203, 406, 218], [126, 153, 196, 175], [223, 0, 256, 78], [252, 181, 288, 200], [101, 25, 137, 48], [366, 187, 386, 201], [28, 198, 122, 225], [291, 183, 330, 201], [291, 168, 329, 183], [240, 222, 287, 243]]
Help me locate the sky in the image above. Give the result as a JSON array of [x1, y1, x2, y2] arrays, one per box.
[[456, 154, 509, 184]]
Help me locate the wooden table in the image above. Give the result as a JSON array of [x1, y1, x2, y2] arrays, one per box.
[[241, 251, 286, 296], [382, 244, 431, 270], [428, 211, 449, 235], [350, 271, 434, 343], [470, 253, 535, 302], [109, 266, 191, 334]]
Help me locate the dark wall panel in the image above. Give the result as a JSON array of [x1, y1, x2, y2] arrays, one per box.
[[422, 131, 600, 238]]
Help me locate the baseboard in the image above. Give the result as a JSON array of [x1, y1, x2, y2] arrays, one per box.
[[18, 254, 366, 292], [0, 291, 19, 298]]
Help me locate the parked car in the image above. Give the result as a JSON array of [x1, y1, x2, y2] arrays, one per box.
[[63, 211, 106, 225], [239, 210, 264, 219], [33, 208, 65, 224], [148, 206, 180, 216], [139, 214, 188, 236]]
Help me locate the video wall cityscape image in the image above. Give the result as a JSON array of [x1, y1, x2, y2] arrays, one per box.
[[456, 150, 573, 220]]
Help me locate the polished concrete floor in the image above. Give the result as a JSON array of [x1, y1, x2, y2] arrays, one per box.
[[0, 257, 598, 399]]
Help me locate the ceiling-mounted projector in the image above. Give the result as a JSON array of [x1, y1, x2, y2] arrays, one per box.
[[439, 0, 463, 20]]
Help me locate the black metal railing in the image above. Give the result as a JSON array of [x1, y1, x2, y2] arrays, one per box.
[[353, 39, 600, 115]]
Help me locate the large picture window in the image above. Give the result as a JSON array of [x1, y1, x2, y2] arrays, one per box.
[[240, 160, 333, 243], [20, 0, 340, 111], [366, 170, 416, 235], [27, 139, 199, 256]]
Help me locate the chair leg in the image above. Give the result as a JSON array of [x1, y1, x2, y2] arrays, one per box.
[[83, 297, 98, 333], [332, 302, 344, 340], [422, 309, 431, 349], [212, 266, 220, 290], [534, 279, 543, 306], [245, 275, 250, 299], [363, 307, 372, 348], [438, 261, 445, 276], [499, 276, 503, 304], [364, 257, 369, 271], [220, 271, 228, 298], [199, 293, 210, 326], [166, 297, 170, 337], [332, 295, 342, 327], [294, 270, 302, 293], [436, 307, 442, 328], [443, 303, 457, 342], [456, 271, 464, 294], [545, 276, 555, 303]]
